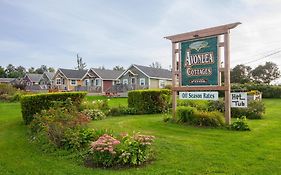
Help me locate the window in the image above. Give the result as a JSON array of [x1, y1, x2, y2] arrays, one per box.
[[84, 79, 89, 86], [159, 80, 166, 88], [71, 80, 77, 86], [116, 80, 121, 84], [131, 77, 136, 84], [56, 78, 61, 85], [123, 79, 128, 85], [95, 78, 101, 86], [140, 78, 145, 86]]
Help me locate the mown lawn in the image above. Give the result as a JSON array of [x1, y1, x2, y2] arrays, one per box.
[[0, 99, 281, 174]]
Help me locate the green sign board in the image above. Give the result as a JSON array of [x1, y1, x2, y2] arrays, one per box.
[[181, 36, 218, 86]]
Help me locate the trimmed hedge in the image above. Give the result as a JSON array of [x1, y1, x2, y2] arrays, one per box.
[[21, 92, 87, 124], [128, 89, 171, 114]]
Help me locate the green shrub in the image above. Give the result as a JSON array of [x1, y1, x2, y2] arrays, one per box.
[[176, 106, 224, 127], [30, 99, 92, 150], [21, 92, 87, 124], [128, 89, 171, 114], [230, 116, 250, 131], [208, 99, 225, 112], [231, 100, 265, 119], [177, 99, 209, 111], [193, 111, 224, 127], [208, 99, 265, 119], [62, 128, 95, 150], [176, 106, 197, 123], [108, 106, 138, 116], [82, 109, 106, 120], [86, 133, 155, 168], [0, 84, 22, 102]]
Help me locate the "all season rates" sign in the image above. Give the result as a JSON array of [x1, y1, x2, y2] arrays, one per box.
[[181, 36, 218, 86]]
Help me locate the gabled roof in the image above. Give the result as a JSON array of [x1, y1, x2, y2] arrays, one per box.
[[43, 72, 55, 80], [26, 73, 43, 83], [90, 68, 123, 80], [118, 64, 172, 80], [58, 68, 87, 79]]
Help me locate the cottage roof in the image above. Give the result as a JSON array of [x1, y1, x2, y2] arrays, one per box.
[[26, 73, 42, 83], [44, 72, 55, 80], [133, 64, 172, 79], [91, 68, 123, 80], [58, 68, 87, 79]]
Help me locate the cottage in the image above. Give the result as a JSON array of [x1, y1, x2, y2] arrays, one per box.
[[82, 68, 123, 93], [117, 64, 172, 90], [23, 73, 42, 86], [52, 68, 87, 91], [39, 72, 55, 86]]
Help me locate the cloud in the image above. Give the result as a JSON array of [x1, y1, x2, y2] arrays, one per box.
[[0, 0, 281, 71]]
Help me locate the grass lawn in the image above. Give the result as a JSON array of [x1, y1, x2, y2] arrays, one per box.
[[0, 99, 281, 174]]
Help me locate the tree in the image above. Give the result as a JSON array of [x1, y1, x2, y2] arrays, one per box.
[[0, 66, 6, 78], [76, 54, 86, 70], [28, 67, 35, 73], [35, 65, 48, 74], [15, 66, 26, 78], [113, 66, 125, 71], [251, 62, 280, 84], [230, 64, 252, 84], [48, 67, 55, 72], [150, 61, 162, 69]]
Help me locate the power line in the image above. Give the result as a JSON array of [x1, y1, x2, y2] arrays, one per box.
[[242, 50, 281, 65]]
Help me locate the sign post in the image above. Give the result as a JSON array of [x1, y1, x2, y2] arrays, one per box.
[[165, 22, 241, 125]]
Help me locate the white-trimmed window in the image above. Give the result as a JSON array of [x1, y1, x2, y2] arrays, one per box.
[[71, 80, 77, 86], [140, 78, 145, 86], [159, 80, 166, 88], [123, 79, 128, 85], [95, 78, 101, 86], [56, 78, 61, 85]]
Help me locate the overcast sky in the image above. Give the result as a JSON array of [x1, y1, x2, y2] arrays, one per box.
[[1, 0, 281, 70]]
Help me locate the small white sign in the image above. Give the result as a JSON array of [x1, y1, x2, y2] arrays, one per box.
[[179, 91, 218, 100], [231, 92, 247, 108]]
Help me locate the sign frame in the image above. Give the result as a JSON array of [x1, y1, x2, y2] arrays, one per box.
[[165, 22, 241, 125]]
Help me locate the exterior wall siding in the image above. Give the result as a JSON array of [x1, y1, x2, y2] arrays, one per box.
[[150, 79, 159, 88], [119, 66, 149, 87]]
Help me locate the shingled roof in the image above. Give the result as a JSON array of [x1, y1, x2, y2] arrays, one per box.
[[91, 68, 123, 80], [26, 73, 43, 83], [44, 72, 55, 80], [58, 68, 88, 79], [133, 64, 172, 79]]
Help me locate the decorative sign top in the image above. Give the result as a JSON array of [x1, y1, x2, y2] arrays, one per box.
[[181, 36, 218, 86], [231, 92, 247, 108], [179, 91, 218, 101]]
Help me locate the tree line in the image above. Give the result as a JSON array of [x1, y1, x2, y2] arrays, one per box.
[[0, 64, 55, 78], [230, 61, 280, 84]]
